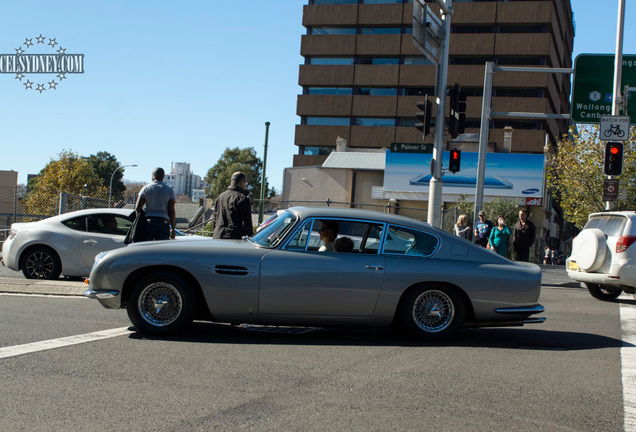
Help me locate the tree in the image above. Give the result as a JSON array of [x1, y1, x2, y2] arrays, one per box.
[[25, 150, 104, 216], [205, 147, 274, 200], [547, 124, 636, 229], [86, 151, 126, 198]]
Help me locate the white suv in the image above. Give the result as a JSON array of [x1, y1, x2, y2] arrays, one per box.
[[566, 211, 636, 301]]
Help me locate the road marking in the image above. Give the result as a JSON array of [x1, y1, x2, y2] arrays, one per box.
[[0, 327, 132, 360], [620, 297, 636, 431]]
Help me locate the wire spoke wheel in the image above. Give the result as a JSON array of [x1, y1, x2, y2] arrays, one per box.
[[137, 282, 183, 327], [412, 290, 455, 333]]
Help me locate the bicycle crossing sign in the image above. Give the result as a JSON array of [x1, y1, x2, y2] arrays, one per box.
[[599, 115, 630, 141]]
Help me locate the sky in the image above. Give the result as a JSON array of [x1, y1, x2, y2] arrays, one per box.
[[0, 0, 634, 193]]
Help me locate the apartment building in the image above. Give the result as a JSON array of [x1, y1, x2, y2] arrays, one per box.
[[165, 162, 205, 200]]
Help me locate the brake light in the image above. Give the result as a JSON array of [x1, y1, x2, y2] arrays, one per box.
[[617, 236, 636, 253]]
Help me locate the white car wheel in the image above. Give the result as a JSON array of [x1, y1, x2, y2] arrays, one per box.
[[572, 228, 607, 272]]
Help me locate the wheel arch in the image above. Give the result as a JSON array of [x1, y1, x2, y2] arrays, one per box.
[[394, 281, 475, 324], [121, 265, 212, 320], [18, 243, 62, 271]]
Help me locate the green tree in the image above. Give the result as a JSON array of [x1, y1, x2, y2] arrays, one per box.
[[25, 150, 104, 216], [86, 151, 126, 198], [205, 147, 274, 200], [547, 124, 636, 229]]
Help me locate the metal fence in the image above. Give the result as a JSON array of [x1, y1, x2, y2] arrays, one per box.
[[0, 186, 463, 242]]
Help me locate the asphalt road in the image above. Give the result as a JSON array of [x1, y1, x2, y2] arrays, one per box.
[[0, 265, 627, 431]]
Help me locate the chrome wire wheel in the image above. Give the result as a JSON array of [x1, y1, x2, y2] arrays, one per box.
[[412, 289, 455, 333], [137, 282, 183, 327]]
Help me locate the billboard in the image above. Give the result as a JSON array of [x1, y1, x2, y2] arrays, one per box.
[[384, 150, 545, 199]]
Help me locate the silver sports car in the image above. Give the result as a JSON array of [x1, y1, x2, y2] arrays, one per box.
[[85, 207, 545, 340]]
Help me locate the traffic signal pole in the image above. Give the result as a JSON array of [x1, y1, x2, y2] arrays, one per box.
[[607, 0, 626, 210], [427, 0, 452, 228]]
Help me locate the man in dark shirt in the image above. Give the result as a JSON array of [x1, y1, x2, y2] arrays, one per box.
[[513, 209, 536, 262], [473, 211, 493, 248], [212, 172, 253, 239]]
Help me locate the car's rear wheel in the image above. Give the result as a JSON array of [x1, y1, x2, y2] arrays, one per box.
[[399, 285, 465, 341], [21, 246, 61, 280], [127, 272, 195, 336], [585, 283, 622, 301]]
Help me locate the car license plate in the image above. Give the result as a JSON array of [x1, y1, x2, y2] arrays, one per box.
[[568, 261, 579, 271]]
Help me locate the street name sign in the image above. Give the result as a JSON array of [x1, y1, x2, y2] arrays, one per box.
[[599, 115, 631, 141], [572, 54, 636, 123], [390, 143, 433, 153]]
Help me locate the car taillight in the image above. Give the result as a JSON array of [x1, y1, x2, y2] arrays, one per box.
[[617, 236, 636, 253]]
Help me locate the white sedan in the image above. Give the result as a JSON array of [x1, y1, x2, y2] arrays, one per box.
[[3, 208, 141, 279]]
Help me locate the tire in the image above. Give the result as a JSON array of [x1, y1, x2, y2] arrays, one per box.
[[571, 229, 607, 272], [126, 272, 195, 336], [399, 285, 465, 341], [586, 283, 622, 301], [21, 246, 62, 280]]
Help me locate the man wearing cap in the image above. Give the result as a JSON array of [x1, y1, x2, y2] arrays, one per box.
[[135, 167, 177, 241], [473, 210, 493, 248], [212, 171, 253, 239]]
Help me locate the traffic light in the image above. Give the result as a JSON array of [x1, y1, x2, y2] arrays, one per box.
[[449, 149, 461, 173], [415, 96, 433, 137], [604, 142, 624, 176], [448, 83, 467, 139]]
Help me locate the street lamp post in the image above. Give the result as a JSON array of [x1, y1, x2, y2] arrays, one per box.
[[258, 122, 271, 225], [109, 164, 137, 207]]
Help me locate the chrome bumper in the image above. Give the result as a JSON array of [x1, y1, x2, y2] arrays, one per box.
[[494, 304, 546, 324], [83, 289, 120, 299]]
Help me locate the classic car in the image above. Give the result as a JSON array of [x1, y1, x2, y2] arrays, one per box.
[[84, 207, 545, 340]]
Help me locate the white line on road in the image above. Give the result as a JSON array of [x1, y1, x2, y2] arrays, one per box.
[[620, 296, 636, 431], [0, 327, 132, 360]]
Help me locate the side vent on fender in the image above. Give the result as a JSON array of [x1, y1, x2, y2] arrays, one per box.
[[214, 265, 249, 276]]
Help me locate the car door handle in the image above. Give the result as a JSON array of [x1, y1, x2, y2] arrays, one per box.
[[365, 265, 384, 271], [83, 240, 98, 245]]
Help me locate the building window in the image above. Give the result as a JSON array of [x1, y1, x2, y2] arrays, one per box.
[[307, 87, 353, 95], [357, 87, 397, 96], [311, 0, 358, 4], [498, 25, 546, 33], [494, 88, 544, 98], [360, 27, 402, 34], [358, 57, 399, 65], [401, 87, 435, 96], [452, 25, 494, 33], [492, 120, 543, 130], [303, 147, 334, 156], [308, 57, 355, 65], [398, 118, 418, 127], [497, 57, 546, 66], [450, 57, 494, 65], [306, 117, 351, 126], [355, 118, 395, 126], [311, 27, 356, 35]]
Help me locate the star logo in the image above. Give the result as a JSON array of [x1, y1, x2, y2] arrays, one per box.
[[15, 47, 24, 55], [24, 80, 33, 90], [36, 34, 46, 44], [48, 37, 57, 48], [57, 72, 67, 81], [48, 80, 58, 90], [57, 46, 66, 54], [24, 37, 33, 48], [36, 83, 46, 93], [15, 73, 25, 81]]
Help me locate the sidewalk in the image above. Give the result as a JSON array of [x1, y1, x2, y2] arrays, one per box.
[[0, 277, 87, 296]]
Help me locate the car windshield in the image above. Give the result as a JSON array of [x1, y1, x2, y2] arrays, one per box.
[[585, 215, 627, 237], [251, 211, 298, 248]]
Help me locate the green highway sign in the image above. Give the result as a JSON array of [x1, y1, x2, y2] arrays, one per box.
[[390, 143, 433, 153], [572, 54, 636, 123]]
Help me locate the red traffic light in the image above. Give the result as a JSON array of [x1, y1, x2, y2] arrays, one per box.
[[448, 149, 461, 173], [610, 146, 619, 155]]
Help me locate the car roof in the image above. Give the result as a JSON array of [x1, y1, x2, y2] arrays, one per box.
[[285, 206, 431, 229], [38, 208, 136, 223], [589, 211, 636, 219]]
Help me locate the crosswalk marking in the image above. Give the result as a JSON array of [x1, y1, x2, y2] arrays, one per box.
[[0, 327, 132, 360], [620, 297, 636, 431]]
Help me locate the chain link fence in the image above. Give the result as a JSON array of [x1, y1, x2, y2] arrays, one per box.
[[0, 186, 463, 242]]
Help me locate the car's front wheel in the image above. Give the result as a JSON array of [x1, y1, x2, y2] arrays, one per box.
[[127, 272, 195, 336], [21, 246, 61, 280], [585, 283, 622, 301], [399, 285, 465, 341]]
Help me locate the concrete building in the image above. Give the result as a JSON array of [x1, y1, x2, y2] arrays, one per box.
[[284, 0, 575, 259], [165, 162, 205, 200]]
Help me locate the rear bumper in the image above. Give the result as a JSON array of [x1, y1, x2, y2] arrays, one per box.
[[567, 263, 636, 288]]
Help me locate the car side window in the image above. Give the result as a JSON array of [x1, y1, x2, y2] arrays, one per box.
[[285, 218, 385, 254], [63, 216, 87, 232], [384, 225, 439, 257], [87, 215, 132, 236], [285, 220, 313, 251]]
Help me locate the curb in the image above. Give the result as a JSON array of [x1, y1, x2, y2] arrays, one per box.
[[0, 277, 87, 296]]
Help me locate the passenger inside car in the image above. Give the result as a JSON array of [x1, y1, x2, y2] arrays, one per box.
[[333, 236, 354, 253], [318, 220, 339, 252]]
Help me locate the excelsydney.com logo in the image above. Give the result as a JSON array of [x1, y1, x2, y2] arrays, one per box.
[[0, 34, 84, 94]]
